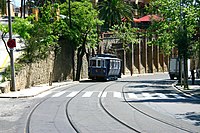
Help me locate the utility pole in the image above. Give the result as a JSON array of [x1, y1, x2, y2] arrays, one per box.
[[7, 0, 16, 91]]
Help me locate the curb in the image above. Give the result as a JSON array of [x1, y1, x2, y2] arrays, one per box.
[[172, 81, 200, 99], [172, 81, 193, 97]]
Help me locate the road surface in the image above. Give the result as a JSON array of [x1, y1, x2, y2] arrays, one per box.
[[0, 73, 199, 133]]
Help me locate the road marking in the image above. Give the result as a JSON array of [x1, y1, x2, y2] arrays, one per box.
[[37, 91, 52, 98], [98, 92, 107, 97], [66, 91, 79, 97], [82, 91, 93, 97], [36, 91, 189, 100], [113, 92, 122, 98], [170, 93, 185, 99], [52, 91, 66, 97], [127, 93, 138, 99], [0, 54, 9, 72], [155, 93, 168, 99], [142, 93, 152, 99]]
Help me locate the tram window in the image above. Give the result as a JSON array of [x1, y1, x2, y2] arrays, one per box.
[[114, 61, 118, 69], [110, 60, 115, 69], [109, 60, 112, 69], [116, 61, 119, 69], [90, 60, 96, 66], [113, 61, 116, 69], [102, 60, 105, 67], [97, 60, 101, 67]]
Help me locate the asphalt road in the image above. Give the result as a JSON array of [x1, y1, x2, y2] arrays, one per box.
[[0, 73, 200, 133]]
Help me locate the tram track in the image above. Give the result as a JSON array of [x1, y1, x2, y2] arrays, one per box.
[[24, 78, 197, 133], [65, 83, 99, 133], [66, 80, 141, 133], [24, 83, 80, 133], [99, 81, 142, 133], [121, 82, 195, 133]]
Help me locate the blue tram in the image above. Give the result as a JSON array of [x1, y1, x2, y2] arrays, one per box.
[[88, 54, 121, 80]]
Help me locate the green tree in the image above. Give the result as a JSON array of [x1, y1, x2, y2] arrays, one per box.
[[146, 0, 200, 89], [98, 0, 133, 31], [13, 2, 59, 63], [0, 2, 61, 82], [60, 0, 103, 81], [110, 22, 139, 50]]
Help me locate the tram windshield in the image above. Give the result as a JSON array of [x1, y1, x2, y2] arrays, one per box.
[[90, 60, 96, 67], [90, 59, 104, 67]]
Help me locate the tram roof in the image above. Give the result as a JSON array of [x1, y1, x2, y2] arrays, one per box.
[[94, 54, 117, 58], [90, 56, 120, 60]]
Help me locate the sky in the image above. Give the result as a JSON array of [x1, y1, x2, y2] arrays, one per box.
[[12, 0, 21, 7]]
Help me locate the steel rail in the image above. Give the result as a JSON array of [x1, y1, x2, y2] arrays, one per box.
[[25, 84, 79, 133], [122, 82, 194, 133], [99, 81, 142, 133]]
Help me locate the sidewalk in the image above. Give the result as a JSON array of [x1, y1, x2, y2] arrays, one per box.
[[0, 81, 76, 98], [174, 79, 200, 99]]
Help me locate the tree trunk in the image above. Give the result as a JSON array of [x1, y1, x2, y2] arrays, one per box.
[[75, 47, 83, 81], [75, 33, 88, 81], [72, 48, 75, 81], [183, 55, 189, 89]]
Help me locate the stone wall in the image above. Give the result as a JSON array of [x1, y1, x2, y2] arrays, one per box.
[[0, 52, 55, 93], [52, 40, 73, 81], [15, 52, 55, 90], [0, 40, 89, 93]]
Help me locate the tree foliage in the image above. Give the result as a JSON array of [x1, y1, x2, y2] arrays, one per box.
[[146, 0, 199, 56], [110, 22, 139, 51], [59, 0, 103, 80], [13, 2, 59, 63], [98, 0, 133, 31], [59, 0, 103, 50], [146, 0, 200, 88]]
